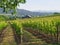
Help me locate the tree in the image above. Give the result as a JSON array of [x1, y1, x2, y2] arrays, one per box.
[[0, 0, 26, 44], [0, 0, 26, 14], [54, 12, 59, 14]]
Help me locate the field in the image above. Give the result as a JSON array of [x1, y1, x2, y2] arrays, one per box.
[[0, 15, 60, 45]]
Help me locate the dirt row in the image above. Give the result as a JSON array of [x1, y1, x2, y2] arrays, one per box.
[[0, 25, 17, 45], [23, 27, 59, 44]]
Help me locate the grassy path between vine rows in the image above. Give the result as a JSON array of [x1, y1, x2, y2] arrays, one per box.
[[22, 30, 48, 45], [0, 25, 17, 45]]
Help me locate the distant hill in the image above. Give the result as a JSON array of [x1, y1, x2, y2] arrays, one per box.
[[0, 8, 54, 17], [17, 9, 53, 17]]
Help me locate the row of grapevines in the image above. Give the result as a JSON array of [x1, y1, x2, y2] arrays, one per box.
[[0, 21, 7, 31], [22, 16, 60, 36], [10, 20, 23, 35], [9, 16, 60, 37]]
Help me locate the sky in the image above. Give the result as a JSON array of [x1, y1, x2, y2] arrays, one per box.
[[17, 0, 60, 12]]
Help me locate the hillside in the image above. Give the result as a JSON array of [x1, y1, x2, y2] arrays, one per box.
[[17, 9, 53, 17], [0, 8, 53, 17]]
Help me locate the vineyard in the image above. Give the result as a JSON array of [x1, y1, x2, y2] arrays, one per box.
[[0, 15, 60, 45]]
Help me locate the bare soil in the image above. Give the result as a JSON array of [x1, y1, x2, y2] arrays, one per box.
[[23, 27, 59, 44]]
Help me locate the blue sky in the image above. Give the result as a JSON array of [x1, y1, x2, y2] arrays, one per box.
[[17, 0, 60, 12]]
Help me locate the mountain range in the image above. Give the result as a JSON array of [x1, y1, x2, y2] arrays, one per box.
[[0, 8, 54, 17], [17, 9, 53, 17]]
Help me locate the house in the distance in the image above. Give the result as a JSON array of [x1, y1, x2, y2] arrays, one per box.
[[22, 15, 31, 18]]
